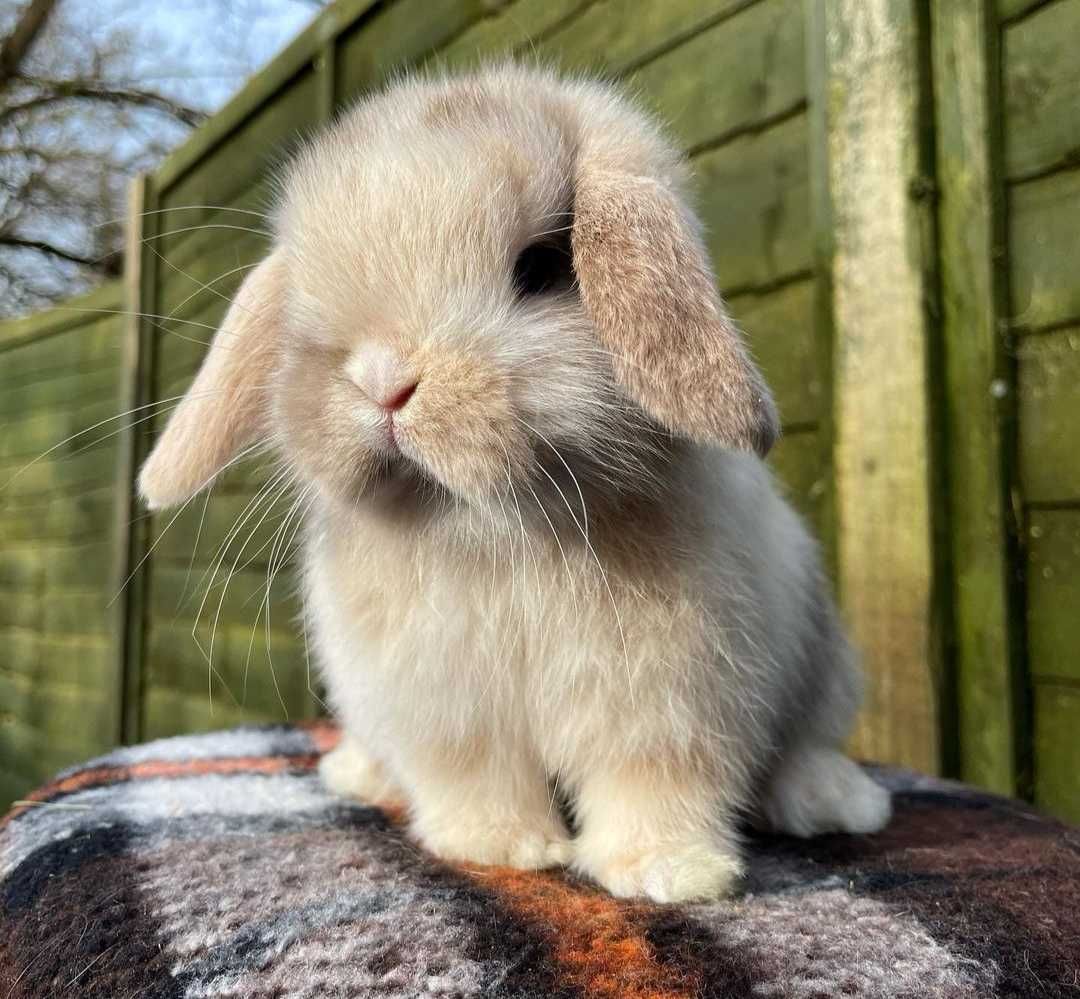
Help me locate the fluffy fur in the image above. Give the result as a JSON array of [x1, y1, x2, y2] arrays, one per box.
[[138, 64, 891, 902]]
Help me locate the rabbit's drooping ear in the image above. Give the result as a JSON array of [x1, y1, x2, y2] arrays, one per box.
[[572, 168, 779, 456], [138, 250, 286, 510]]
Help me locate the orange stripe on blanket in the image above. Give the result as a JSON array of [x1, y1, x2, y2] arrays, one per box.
[[1, 754, 322, 827], [468, 867, 699, 999], [296, 719, 342, 754]]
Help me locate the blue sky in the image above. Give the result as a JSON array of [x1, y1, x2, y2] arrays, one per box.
[[90, 0, 319, 112]]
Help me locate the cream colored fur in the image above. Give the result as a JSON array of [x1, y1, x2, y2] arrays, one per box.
[[139, 64, 890, 902]]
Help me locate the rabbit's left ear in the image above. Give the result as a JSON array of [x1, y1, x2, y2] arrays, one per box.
[[138, 250, 287, 509], [572, 168, 779, 455]]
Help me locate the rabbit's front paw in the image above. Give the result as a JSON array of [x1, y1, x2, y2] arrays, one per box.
[[319, 739, 406, 810], [418, 813, 573, 870], [577, 841, 743, 903]]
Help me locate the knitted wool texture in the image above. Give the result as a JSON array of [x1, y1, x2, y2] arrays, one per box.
[[2, 723, 1078, 998]]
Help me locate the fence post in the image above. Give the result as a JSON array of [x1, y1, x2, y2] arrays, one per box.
[[804, 0, 838, 583], [116, 173, 158, 745], [815, 0, 945, 774], [930, 0, 1024, 795]]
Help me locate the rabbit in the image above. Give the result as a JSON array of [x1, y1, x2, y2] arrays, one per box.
[[138, 63, 891, 903]]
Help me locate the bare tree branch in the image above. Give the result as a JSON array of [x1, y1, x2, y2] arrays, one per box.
[[1, 80, 209, 127], [0, 0, 317, 316], [0, 0, 59, 86], [0, 234, 117, 271]]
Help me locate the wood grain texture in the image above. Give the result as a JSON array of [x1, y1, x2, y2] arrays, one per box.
[[438, 0, 590, 65], [336, 0, 490, 102], [0, 366, 122, 418], [116, 175, 151, 748], [1003, 0, 1080, 180], [767, 428, 827, 536], [0, 281, 122, 353], [155, 230, 265, 326], [534, 0, 758, 75], [1033, 681, 1080, 822], [0, 290, 128, 810], [931, 0, 1022, 794], [1026, 509, 1080, 684], [804, 0, 838, 580], [0, 314, 123, 383], [629, 0, 805, 154], [727, 277, 822, 428], [695, 113, 812, 296], [1009, 167, 1080, 333], [998, 0, 1072, 26], [822, 0, 940, 774], [1018, 328, 1080, 502]]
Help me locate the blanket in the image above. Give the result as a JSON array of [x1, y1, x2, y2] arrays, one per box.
[[2, 723, 1078, 997]]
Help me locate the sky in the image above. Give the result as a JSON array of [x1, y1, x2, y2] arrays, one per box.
[[83, 0, 319, 111]]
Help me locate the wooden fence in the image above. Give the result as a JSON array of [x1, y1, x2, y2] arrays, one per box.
[[0, 283, 129, 806], [0, 0, 1077, 821]]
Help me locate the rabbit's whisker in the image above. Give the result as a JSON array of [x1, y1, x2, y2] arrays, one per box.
[[164, 261, 262, 322], [530, 224, 574, 240], [2, 392, 188, 492], [240, 484, 306, 710], [106, 439, 266, 613], [524, 483, 577, 619], [190, 463, 291, 675], [517, 417, 589, 544], [153, 248, 263, 322], [53, 305, 220, 340], [258, 484, 310, 715], [98, 205, 270, 228], [202, 467, 295, 709], [177, 488, 214, 613], [184, 445, 283, 598], [301, 599, 330, 713], [144, 223, 273, 243], [528, 451, 634, 711], [68, 402, 181, 459]]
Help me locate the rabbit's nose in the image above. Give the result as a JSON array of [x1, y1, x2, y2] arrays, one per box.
[[347, 342, 419, 411]]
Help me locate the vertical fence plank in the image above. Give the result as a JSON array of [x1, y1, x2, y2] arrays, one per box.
[[118, 174, 159, 745], [110, 177, 144, 747], [930, 0, 1025, 795], [820, 0, 942, 773], [804, 0, 838, 581]]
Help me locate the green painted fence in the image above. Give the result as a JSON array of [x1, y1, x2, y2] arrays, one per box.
[[0, 0, 1077, 823], [0, 283, 130, 806]]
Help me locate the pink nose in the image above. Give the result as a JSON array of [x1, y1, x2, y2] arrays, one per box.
[[346, 343, 419, 412], [382, 380, 418, 411]]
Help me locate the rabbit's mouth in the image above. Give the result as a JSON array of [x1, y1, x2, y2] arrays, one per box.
[[370, 449, 416, 485], [362, 448, 442, 505]]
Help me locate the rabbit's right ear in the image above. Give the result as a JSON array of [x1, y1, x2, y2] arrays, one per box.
[[138, 250, 286, 510], [569, 93, 779, 455], [572, 168, 779, 455]]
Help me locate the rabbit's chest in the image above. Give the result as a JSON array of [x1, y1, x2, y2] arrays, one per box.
[[308, 525, 662, 701]]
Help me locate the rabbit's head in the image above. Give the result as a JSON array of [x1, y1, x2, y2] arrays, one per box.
[[139, 65, 778, 514]]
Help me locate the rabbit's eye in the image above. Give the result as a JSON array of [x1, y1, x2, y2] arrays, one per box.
[[513, 238, 574, 297]]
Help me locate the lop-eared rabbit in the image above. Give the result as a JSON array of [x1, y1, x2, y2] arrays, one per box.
[[140, 65, 891, 902]]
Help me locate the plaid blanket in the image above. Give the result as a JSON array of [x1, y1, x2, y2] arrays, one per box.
[[2, 724, 1078, 998]]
